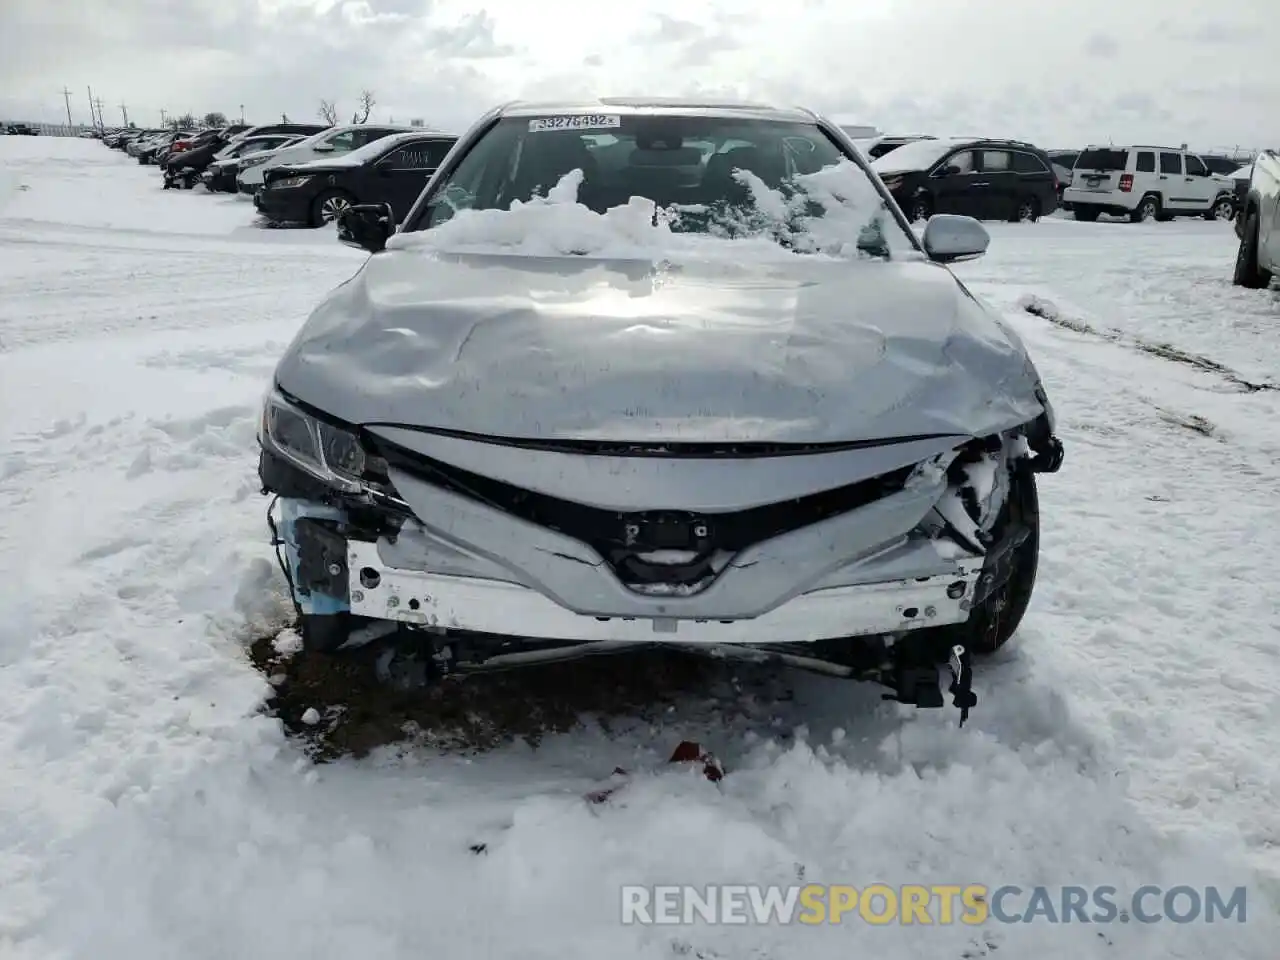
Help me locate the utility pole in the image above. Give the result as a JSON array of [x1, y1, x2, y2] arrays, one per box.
[[61, 87, 74, 127], [160, 108, 167, 127], [239, 103, 244, 124], [93, 97, 105, 131], [119, 103, 129, 127], [86, 86, 96, 128]]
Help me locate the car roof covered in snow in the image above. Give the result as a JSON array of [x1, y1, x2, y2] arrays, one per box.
[[497, 98, 820, 124]]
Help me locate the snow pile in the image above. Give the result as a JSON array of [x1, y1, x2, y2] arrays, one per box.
[[387, 160, 896, 263]]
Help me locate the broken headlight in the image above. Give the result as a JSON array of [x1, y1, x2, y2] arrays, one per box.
[[258, 387, 369, 493]]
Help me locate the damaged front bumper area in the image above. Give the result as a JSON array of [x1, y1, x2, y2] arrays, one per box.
[[256, 386, 1063, 709]]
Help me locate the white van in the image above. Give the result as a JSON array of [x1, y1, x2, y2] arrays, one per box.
[[236, 123, 417, 191]]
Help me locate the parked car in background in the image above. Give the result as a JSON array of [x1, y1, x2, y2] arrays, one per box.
[[132, 130, 195, 164], [228, 123, 329, 146], [162, 125, 256, 188], [870, 137, 1059, 222], [5, 122, 38, 135], [109, 129, 158, 149], [236, 123, 420, 192], [201, 135, 309, 192], [1201, 154, 1246, 176], [126, 131, 165, 158], [153, 131, 199, 166], [1233, 149, 1278, 288], [1063, 145, 1237, 222], [1228, 162, 1253, 217], [857, 134, 936, 161], [255, 130, 458, 226], [1047, 150, 1078, 200]]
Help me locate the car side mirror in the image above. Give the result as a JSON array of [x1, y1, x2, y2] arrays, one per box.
[[312, 143, 335, 153], [337, 203, 395, 253], [921, 214, 989, 263]]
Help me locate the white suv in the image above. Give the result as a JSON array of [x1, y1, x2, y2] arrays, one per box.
[[1064, 145, 1237, 222]]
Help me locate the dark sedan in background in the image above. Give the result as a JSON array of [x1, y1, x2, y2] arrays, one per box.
[[200, 134, 309, 192], [254, 130, 458, 227]]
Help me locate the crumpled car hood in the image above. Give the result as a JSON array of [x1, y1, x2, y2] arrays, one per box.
[[272, 249, 1047, 444]]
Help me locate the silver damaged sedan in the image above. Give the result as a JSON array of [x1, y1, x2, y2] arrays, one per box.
[[256, 98, 1065, 722]]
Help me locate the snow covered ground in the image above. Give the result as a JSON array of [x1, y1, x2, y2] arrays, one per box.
[[2, 135, 1278, 959]]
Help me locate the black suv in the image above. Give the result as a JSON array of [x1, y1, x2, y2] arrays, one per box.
[[871, 137, 1060, 222]]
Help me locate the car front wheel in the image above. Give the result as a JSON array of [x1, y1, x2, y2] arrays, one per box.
[[953, 461, 1039, 655], [1206, 195, 1235, 221], [311, 189, 354, 228], [1233, 211, 1273, 288]]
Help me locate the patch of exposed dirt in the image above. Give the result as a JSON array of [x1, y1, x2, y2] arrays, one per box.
[[249, 627, 788, 761]]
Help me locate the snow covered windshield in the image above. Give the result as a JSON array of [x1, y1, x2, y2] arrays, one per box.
[[869, 138, 968, 175], [403, 115, 915, 260]]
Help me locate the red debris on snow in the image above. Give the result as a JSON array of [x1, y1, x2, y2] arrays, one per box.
[[584, 741, 724, 804], [668, 739, 725, 782]]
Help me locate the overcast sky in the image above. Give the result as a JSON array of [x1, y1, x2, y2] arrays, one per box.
[[1, 0, 1276, 151]]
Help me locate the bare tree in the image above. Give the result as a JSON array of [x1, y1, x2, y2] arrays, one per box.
[[203, 111, 228, 127], [352, 89, 376, 124], [318, 99, 338, 125]]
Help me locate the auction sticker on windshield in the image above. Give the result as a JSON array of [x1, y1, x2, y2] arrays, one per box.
[[528, 115, 622, 132]]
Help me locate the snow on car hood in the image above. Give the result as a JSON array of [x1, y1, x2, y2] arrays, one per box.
[[272, 170, 1046, 444], [274, 259, 1044, 445]]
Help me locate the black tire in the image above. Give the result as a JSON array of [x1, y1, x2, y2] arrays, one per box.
[[310, 189, 355, 228], [299, 613, 351, 653], [955, 461, 1040, 656], [1130, 193, 1160, 223], [1205, 194, 1235, 222], [1073, 205, 1099, 222], [1011, 197, 1040, 223], [1233, 211, 1273, 289]]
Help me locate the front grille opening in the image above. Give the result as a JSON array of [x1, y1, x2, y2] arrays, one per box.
[[374, 437, 914, 593]]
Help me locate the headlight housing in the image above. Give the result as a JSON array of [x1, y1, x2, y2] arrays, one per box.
[[270, 174, 312, 190], [258, 387, 370, 493]]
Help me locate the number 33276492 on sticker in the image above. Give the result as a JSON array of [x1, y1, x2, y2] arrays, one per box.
[[527, 115, 621, 132]]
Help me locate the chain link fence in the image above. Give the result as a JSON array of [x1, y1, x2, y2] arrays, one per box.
[[2, 121, 102, 137], [1201, 146, 1273, 162]]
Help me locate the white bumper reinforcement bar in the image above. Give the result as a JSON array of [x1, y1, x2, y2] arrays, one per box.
[[345, 541, 981, 645]]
